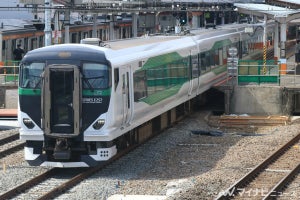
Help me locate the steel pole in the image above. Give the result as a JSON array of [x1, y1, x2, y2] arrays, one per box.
[[44, 0, 52, 46]]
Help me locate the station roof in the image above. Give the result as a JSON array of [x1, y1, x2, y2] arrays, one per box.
[[234, 3, 300, 23], [280, 0, 299, 4], [0, 19, 34, 31], [266, 0, 300, 8]]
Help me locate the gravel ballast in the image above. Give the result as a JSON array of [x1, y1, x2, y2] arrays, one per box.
[[0, 111, 299, 199]]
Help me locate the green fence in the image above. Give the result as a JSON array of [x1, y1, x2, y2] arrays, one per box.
[[2, 60, 20, 66], [237, 60, 280, 85], [0, 63, 19, 85]]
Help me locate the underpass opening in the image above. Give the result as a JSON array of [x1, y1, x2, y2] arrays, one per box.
[[196, 88, 225, 115], [292, 93, 300, 116]]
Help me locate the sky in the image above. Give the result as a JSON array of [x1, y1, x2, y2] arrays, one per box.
[[0, 1, 34, 20]]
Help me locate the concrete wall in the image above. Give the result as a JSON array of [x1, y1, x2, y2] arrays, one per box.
[[0, 87, 5, 108], [229, 86, 286, 115], [0, 87, 18, 109]]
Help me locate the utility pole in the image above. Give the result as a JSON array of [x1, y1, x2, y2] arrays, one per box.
[[64, 9, 70, 43], [44, 0, 52, 46]]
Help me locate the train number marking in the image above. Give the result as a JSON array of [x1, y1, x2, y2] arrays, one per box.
[[82, 98, 103, 104]]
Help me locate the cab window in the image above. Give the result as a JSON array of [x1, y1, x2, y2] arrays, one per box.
[[82, 63, 111, 89], [20, 62, 45, 88]]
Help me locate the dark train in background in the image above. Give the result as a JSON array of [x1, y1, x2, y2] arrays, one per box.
[[0, 21, 132, 64]]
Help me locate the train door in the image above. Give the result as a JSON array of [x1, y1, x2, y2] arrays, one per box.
[[42, 65, 81, 137], [120, 66, 133, 126]]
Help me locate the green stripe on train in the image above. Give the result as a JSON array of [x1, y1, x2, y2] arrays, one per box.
[[19, 88, 111, 96], [141, 84, 182, 105], [141, 52, 184, 70], [142, 65, 227, 105], [141, 39, 232, 70], [19, 88, 41, 95], [212, 39, 232, 50], [82, 89, 111, 96], [146, 77, 188, 87], [212, 65, 227, 75]]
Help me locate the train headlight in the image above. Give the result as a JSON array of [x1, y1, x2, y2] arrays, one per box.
[[23, 118, 35, 129], [93, 119, 105, 130]]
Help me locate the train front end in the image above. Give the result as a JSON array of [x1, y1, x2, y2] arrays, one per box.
[[18, 44, 115, 167]]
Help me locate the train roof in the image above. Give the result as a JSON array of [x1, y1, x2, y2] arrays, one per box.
[[104, 23, 250, 66], [22, 23, 263, 67], [23, 44, 108, 63], [106, 35, 182, 50], [104, 23, 251, 51], [106, 25, 235, 50]]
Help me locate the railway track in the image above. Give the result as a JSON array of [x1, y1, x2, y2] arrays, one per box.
[[216, 132, 300, 200], [0, 133, 19, 146], [0, 168, 84, 200], [0, 109, 191, 199], [0, 142, 138, 199], [0, 132, 24, 159]]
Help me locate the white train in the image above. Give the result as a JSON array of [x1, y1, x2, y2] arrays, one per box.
[[18, 23, 273, 167]]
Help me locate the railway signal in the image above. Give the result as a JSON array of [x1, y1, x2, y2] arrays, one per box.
[[227, 47, 238, 77], [178, 11, 187, 25]]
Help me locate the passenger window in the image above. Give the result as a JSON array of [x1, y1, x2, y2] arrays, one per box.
[[133, 70, 147, 101], [192, 55, 199, 78]]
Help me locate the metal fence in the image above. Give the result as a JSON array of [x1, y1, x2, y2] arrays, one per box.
[[0, 62, 19, 86], [237, 60, 280, 85], [279, 62, 300, 86]]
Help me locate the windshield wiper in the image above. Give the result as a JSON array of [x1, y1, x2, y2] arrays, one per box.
[[82, 76, 95, 91], [33, 78, 42, 89], [33, 72, 44, 90], [83, 75, 106, 90]]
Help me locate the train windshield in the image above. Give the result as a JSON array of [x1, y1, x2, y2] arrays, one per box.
[[20, 63, 45, 89], [82, 63, 110, 89]]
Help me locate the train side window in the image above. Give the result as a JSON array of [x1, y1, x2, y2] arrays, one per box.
[[222, 46, 227, 64], [206, 51, 212, 71], [20, 62, 45, 89], [200, 53, 206, 73], [191, 54, 199, 78], [133, 70, 147, 102], [210, 50, 215, 68]]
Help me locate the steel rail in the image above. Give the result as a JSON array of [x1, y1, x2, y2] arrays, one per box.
[[0, 143, 24, 159], [37, 110, 178, 199], [0, 168, 60, 199], [0, 144, 138, 199], [263, 163, 300, 200], [216, 133, 300, 200], [0, 111, 189, 199], [0, 133, 19, 146], [38, 144, 138, 200]]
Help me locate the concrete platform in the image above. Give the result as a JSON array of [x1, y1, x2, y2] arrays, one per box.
[[0, 87, 18, 109], [107, 195, 166, 200], [0, 109, 17, 117], [0, 119, 19, 130]]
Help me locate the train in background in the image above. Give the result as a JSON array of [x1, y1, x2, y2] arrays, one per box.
[[0, 20, 132, 64], [18, 23, 275, 167]]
